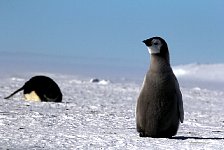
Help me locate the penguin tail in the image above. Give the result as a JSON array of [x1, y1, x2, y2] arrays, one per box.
[[4, 86, 24, 99]]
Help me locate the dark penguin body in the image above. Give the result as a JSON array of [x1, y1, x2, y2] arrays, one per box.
[[136, 37, 184, 138], [4, 76, 62, 102]]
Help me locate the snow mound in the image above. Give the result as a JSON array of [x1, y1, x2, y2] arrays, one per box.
[[172, 64, 224, 90], [90, 78, 111, 85], [173, 64, 224, 82]]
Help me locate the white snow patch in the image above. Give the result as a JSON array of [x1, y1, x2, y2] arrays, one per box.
[[98, 80, 110, 85], [173, 68, 188, 77]]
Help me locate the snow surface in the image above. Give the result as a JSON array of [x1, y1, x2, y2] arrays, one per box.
[[0, 64, 224, 149]]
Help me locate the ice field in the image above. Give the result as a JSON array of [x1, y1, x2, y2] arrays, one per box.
[[0, 64, 224, 149]]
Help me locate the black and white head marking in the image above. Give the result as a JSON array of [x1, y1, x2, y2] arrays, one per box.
[[147, 39, 163, 54]]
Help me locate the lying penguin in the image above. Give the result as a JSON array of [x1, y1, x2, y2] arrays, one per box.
[[4, 75, 62, 102]]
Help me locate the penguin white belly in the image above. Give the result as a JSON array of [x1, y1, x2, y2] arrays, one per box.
[[24, 91, 41, 102]]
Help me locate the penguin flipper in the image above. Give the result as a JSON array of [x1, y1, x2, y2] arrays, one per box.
[[175, 77, 184, 123], [174, 78, 184, 123], [177, 89, 184, 123], [4, 86, 24, 99]]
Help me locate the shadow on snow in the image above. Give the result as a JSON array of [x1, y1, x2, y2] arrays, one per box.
[[170, 136, 224, 140]]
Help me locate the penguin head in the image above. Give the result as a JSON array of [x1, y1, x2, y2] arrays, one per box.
[[143, 37, 168, 55]]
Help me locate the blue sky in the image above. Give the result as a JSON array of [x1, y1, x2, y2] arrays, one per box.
[[0, 0, 224, 77]]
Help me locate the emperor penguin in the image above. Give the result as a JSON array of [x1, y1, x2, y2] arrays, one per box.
[[4, 75, 62, 102], [136, 36, 184, 138]]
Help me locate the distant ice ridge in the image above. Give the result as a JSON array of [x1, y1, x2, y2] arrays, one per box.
[[173, 63, 224, 82]]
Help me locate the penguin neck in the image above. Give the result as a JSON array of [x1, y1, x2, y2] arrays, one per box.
[[149, 54, 172, 73]]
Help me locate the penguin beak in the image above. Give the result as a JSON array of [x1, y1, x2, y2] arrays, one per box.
[[142, 40, 151, 46]]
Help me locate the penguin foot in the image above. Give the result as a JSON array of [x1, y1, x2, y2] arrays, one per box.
[[139, 132, 146, 137]]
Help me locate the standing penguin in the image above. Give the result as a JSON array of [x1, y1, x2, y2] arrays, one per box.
[[4, 75, 62, 102], [136, 37, 184, 138]]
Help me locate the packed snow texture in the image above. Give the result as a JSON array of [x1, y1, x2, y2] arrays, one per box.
[[0, 64, 224, 149]]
